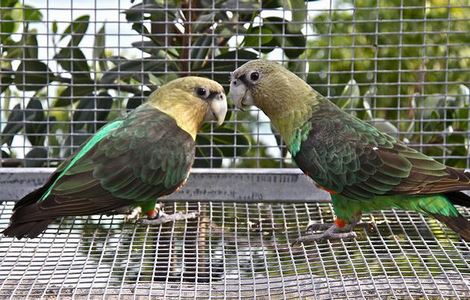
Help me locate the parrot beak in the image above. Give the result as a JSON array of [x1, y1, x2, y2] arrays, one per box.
[[206, 93, 228, 126], [230, 74, 253, 111]]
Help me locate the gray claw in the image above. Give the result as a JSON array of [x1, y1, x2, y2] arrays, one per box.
[[138, 211, 199, 225], [305, 221, 334, 232], [293, 223, 357, 245], [294, 231, 357, 245]]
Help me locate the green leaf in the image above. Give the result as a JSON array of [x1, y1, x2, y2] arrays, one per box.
[[93, 24, 107, 71], [5, 30, 38, 59], [283, 0, 307, 32], [60, 15, 90, 47], [100, 57, 176, 84], [14, 60, 53, 91], [456, 84, 469, 107], [1, 150, 10, 159], [369, 118, 399, 139], [196, 50, 258, 84], [25, 98, 46, 146], [337, 79, 360, 111], [22, 5, 43, 22], [63, 129, 92, 157], [73, 92, 113, 131], [452, 105, 469, 131], [362, 85, 376, 120], [416, 94, 455, 119], [23, 30, 38, 58], [194, 135, 224, 168], [0, 68, 14, 94], [1, 104, 23, 146], [24, 147, 48, 167], [191, 34, 213, 70], [52, 20, 58, 34], [55, 85, 95, 107], [1, 0, 18, 8], [211, 127, 250, 157], [0, 16, 15, 43], [54, 47, 91, 81], [131, 41, 163, 56], [194, 125, 251, 167], [288, 59, 307, 80], [125, 3, 177, 22], [95, 92, 113, 125], [259, 17, 306, 58], [193, 12, 216, 33], [244, 26, 274, 47], [126, 95, 146, 112]]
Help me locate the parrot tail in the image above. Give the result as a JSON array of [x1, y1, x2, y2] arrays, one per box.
[[3, 178, 125, 239], [443, 191, 470, 208], [3, 216, 55, 239], [431, 214, 470, 241], [431, 191, 470, 241], [3, 176, 59, 239]]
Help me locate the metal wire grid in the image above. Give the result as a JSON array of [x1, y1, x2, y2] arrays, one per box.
[[0, 200, 468, 299], [0, 1, 469, 168]]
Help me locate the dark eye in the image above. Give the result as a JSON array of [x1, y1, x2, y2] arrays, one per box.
[[250, 71, 259, 81], [196, 87, 208, 98]]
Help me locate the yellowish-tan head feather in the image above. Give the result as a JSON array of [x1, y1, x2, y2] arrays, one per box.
[[148, 76, 227, 139]]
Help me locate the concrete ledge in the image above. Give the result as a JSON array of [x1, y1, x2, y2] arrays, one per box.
[[0, 168, 331, 203]]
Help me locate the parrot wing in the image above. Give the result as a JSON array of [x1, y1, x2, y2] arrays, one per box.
[[10, 104, 195, 223], [294, 104, 470, 200]]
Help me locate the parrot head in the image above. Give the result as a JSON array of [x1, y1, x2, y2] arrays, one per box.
[[230, 59, 311, 117], [149, 76, 228, 139]]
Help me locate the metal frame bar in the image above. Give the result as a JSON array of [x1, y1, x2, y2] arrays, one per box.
[[0, 168, 330, 202]]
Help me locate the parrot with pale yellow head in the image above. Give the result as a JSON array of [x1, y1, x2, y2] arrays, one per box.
[[4, 76, 227, 239], [230, 59, 470, 242]]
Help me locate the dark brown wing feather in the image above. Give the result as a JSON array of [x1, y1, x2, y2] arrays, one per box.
[[4, 104, 195, 238], [294, 100, 470, 200]]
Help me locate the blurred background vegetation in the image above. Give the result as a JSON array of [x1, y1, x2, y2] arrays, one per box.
[[1, 0, 469, 168]]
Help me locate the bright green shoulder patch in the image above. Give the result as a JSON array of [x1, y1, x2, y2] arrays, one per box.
[[40, 120, 124, 201], [289, 122, 312, 156]]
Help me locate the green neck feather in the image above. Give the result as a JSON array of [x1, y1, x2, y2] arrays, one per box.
[[251, 70, 324, 156], [267, 89, 321, 156]]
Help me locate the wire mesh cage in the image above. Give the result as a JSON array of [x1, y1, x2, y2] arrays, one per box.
[[1, 0, 469, 168], [1, 0, 470, 298]]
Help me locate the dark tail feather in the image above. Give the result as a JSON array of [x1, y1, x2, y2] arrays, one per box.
[[431, 213, 470, 242], [4, 193, 126, 239], [3, 217, 54, 239], [443, 191, 470, 208]]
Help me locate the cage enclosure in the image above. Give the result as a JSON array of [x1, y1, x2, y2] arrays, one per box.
[[0, 0, 469, 298]]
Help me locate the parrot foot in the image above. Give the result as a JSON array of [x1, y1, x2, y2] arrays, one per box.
[[138, 211, 199, 225], [305, 221, 335, 232], [123, 207, 143, 223], [293, 223, 357, 245]]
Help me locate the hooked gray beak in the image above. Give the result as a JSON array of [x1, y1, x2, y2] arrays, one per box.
[[229, 76, 253, 111], [205, 93, 228, 126]]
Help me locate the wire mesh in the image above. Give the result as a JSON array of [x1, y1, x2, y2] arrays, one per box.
[[0, 200, 469, 298], [0, 0, 469, 168]]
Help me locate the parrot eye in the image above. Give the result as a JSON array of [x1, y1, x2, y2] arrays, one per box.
[[196, 87, 209, 98], [249, 71, 260, 82]]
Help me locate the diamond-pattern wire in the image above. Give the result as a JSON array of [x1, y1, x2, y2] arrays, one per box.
[[0, 201, 469, 299]]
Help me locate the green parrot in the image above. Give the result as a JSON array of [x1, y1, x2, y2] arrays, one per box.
[[3, 76, 227, 239], [230, 59, 470, 242]]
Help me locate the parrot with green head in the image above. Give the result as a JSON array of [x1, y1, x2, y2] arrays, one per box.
[[3, 76, 227, 239], [230, 59, 470, 242]]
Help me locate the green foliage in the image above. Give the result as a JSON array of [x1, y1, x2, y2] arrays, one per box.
[[2, 0, 468, 168], [305, 0, 470, 166], [0, 0, 312, 167]]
